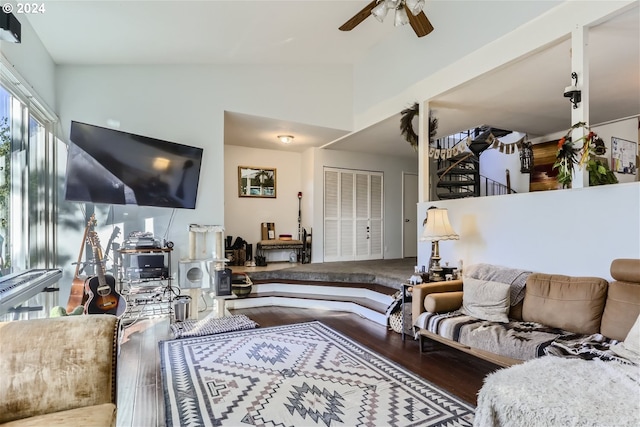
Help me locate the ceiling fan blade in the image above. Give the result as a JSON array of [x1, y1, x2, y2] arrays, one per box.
[[339, 0, 378, 31], [405, 5, 434, 38]]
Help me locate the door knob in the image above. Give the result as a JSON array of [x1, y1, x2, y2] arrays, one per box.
[[405, 219, 410, 222]]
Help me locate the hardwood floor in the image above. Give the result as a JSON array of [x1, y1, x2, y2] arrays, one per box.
[[116, 307, 501, 427]]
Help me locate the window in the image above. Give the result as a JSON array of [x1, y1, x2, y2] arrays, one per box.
[[0, 83, 58, 275]]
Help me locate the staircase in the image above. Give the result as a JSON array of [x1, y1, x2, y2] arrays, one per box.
[[435, 126, 512, 200], [226, 281, 396, 326]]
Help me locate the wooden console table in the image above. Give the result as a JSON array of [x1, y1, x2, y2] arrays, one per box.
[[257, 239, 304, 262]]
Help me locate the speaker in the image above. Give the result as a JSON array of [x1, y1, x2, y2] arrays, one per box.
[[178, 260, 211, 289], [131, 254, 164, 268], [211, 268, 232, 296], [0, 11, 21, 43]]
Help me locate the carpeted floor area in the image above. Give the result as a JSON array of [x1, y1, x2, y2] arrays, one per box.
[[237, 257, 418, 290]]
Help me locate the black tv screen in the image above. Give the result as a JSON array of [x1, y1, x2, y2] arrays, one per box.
[[65, 121, 203, 209]]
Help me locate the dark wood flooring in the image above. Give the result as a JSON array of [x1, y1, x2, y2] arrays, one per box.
[[116, 307, 501, 427]]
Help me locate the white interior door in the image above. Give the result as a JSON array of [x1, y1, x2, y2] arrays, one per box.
[[403, 173, 418, 258], [324, 168, 383, 261]]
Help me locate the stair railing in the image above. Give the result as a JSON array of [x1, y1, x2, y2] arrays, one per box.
[[434, 130, 475, 171], [480, 174, 515, 196]]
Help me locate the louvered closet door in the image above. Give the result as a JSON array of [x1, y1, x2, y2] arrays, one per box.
[[369, 173, 383, 259], [340, 172, 355, 258], [354, 173, 370, 259], [324, 170, 340, 260], [324, 168, 383, 262]]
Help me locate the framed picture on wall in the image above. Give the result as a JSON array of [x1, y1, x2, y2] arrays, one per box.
[[611, 137, 637, 174], [238, 166, 277, 198]]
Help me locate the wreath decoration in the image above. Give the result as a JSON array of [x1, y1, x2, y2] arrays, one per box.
[[553, 122, 616, 187], [400, 102, 438, 151]]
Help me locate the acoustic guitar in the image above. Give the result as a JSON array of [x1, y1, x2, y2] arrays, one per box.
[[66, 214, 95, 313], [102, 225, 121, 274], [84, 230, 126, 316]]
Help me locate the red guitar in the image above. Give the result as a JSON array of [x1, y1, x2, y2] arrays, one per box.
[[84, 230, 126, 316]]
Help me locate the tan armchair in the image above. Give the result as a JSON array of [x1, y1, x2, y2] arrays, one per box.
[[0, 315, 118, 427]]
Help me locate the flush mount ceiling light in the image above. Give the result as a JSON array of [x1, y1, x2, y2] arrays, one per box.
[[339, 0, 433, 38], [277, 135, 294, 144]]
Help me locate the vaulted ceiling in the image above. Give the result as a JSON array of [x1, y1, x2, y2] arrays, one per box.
[[26, 1, 639, 159]]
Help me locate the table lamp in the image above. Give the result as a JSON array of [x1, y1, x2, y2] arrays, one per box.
[[420, 208, 459, 282]]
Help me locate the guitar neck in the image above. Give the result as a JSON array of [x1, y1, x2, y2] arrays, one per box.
[[93, 246, 108, 288], [75, 217, 93, 278]]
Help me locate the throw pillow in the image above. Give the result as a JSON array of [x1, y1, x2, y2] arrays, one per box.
[[461, 276, 511, 323], [611, 313, 640, 364]]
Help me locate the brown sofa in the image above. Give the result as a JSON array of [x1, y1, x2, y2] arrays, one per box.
[[0, 315, 118, 427], [412, 259, 640, 367]]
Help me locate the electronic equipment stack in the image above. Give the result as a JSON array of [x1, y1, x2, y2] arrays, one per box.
[[117, 231, 174, 324]]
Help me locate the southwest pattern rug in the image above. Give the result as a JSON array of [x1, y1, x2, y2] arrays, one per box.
[[159, 321, 474, 426]]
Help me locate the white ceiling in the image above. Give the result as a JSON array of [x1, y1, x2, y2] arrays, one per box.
[[25, 1, 640, 159], [223, 111, 350, 153], [26, 1, 396, 65], [326, 6, 640, 158], [428, 8, 640, 140]]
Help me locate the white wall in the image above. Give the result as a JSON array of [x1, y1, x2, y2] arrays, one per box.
[[353, 1, 636, 131], [224, 145, 302, 261], [54, 64, 353, 296], [418, 182, 640, 280], [301, 147, 315, 236], [31, 0, 635, 305], [593, 118, 639, 184], [0, 11, 56, 110], [479, 132, 531, 194], [224, 144, 418, 263], [312, 149, 418, 261], [352, 0, 561, 118], [476, 118, 639, 194]]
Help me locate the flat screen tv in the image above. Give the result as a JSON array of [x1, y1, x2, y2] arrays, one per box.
[[65, 121, 203, 209]]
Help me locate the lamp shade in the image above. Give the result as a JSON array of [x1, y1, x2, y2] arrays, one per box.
[[405, 0, 425, 16], [394, 7, 410, 27], [420, 208, 459, 241], [371, 1, 389, 22]]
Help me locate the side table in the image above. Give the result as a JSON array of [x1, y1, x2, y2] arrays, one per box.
[[401, 282, 413, 341]]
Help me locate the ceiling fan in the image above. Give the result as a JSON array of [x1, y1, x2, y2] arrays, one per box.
[[339, 0, 434, 38]]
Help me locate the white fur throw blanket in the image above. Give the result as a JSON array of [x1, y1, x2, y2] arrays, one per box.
[[474, 356, 640, 427]]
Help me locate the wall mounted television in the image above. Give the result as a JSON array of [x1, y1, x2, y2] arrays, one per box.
[[64, 121, 203, 209]]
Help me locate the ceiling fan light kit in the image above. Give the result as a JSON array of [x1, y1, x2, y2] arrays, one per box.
[[394, 7, 410, 27], [339, 0, 434, 38], [371, 2, 389, 22], [405, 0, 426, 16], [385, 0, 401, 9]]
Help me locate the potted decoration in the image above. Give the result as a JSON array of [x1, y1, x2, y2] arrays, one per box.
[[553, 122, 618, 188], [231, 273, 252, 298]]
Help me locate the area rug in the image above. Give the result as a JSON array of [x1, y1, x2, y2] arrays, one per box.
[[169, 314, 259, 339], [159, 321, 474, 426]]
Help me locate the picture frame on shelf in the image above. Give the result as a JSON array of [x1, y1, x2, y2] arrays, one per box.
[[238, 166, 276, 198]]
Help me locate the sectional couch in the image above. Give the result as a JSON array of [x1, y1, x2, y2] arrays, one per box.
[[411, 259, 640, 367]]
